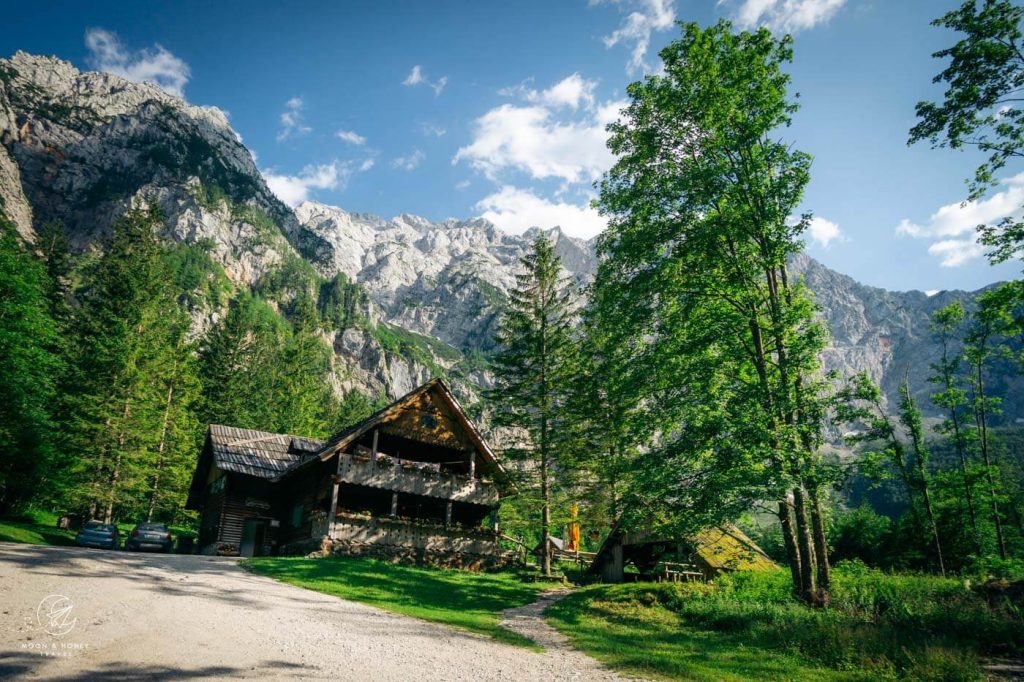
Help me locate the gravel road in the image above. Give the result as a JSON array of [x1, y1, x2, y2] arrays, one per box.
[[0, 543, 630, 681]]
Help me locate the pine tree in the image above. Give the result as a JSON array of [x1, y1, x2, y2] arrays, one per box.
[[490, 233, 576, 577]]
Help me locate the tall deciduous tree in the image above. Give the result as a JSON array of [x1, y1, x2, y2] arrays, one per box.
[[965, 291, 1010, 559], [593, 20, 833, 604], [490, 233, 576, 577], [930, 302, 983, 555]]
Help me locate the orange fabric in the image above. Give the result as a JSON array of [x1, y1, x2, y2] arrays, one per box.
[[567, 503, 580, 551]]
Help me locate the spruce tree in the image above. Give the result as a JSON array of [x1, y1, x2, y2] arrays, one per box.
[[0, 213, 63, 513], [65, 206, 192, 523], [490, 233, 575, 577]]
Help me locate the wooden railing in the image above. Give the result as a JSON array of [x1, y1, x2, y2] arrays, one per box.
[[338, 452, 499, 506]]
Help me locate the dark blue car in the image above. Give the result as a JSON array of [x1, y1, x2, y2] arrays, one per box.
[[125, 522, 174, 553], [74, 520, 120, 550]]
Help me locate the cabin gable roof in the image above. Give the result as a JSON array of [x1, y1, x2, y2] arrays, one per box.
[[283, 378, 501, 479]]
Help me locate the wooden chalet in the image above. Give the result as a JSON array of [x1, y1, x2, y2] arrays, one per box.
[[186, 379, 508, 566], [587, 519, 776, 583]]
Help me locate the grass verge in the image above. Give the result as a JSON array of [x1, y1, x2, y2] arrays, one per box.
[[244, 555, 547, 647], [545, 566, 1023, 681], [0, 516, 76, 546]]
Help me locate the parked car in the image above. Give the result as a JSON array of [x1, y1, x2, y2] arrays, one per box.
[[125, 522, 174, 553], [74, 521, 120, 550]]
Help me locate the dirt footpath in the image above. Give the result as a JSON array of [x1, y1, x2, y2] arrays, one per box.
[[0, 543, 629, 681]]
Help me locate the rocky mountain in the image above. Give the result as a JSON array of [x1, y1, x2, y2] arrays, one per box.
[[0, 51, 1016, 422]]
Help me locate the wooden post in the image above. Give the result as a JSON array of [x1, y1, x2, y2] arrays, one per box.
[[390, 492, 398, 518], [328, 452, 344, 537], [371, 429, 379, 470], [468, 449, 475, 478], [445, 501, 453, 528]]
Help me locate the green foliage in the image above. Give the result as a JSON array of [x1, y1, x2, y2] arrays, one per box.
[[192, 183, 230, 213], [234, 203, 284, 250], [591, 20, 833, 600], [161, 239, 233, 307], [828, 505, 894, 567], [59, 206, 203, 525], [549, 567, 1022, 681], [256, 252, 319, 304], [489, 233, 577, 576], [198, 291, 340, 439], [244, 556, 546, 647], [318, 272, 369, 332], [372, 322, 459, 376], [0, 213, 64, 514], [910, 0, 1024, 264]]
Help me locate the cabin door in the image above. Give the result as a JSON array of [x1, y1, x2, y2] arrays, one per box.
[[240, 519, 267, 557]]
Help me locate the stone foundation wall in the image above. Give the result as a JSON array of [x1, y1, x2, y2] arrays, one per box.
[[308, 536, 517, 571]]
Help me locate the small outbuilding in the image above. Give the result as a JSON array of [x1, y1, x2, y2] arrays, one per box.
[[587, 518, 776, 583]]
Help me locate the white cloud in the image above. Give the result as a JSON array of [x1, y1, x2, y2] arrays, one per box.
[[84, 28, 190, 98], [392, 149, 425, 171], [896, 173, 1024, 267], [724, 0, 846, 33], [456, 180, 471, 190], [500, 74, 598, 111], [806, 216, 844, 248], [591, 0, 676, 74], [453, 93, 624, 183], [336, 129, 366, 145], [359, 158, 376, 172], [475, 185, 606, 238], [403, 65, 448, 96], [262, 162, 347, 206], [927, 239, 987, 268], [277, 97, 311, 142]]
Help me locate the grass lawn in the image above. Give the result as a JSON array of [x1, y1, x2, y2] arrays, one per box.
[[545, 567, 1023, 682], [244, 556, 548, 647], [546, 584, 868, 682], [0, 515, 76, 546]]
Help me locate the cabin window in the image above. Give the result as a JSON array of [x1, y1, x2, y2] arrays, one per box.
[[291, 504, 303, 528], [421, 414, 438, 428]]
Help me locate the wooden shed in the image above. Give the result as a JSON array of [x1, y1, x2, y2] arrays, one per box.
[[587, 518, 776, 583]]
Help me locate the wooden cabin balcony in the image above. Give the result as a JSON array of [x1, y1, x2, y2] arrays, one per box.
[[337, 452, 499, 506], [330, 512, 500, 555]]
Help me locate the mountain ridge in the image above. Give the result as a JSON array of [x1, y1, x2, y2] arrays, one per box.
[[0, 51, 1015, 420]]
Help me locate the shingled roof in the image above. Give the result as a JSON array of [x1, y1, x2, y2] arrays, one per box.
[[207, 424, 324, 480]]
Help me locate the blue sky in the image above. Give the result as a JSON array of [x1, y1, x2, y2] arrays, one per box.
[[3, 0, 1022, 292]]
